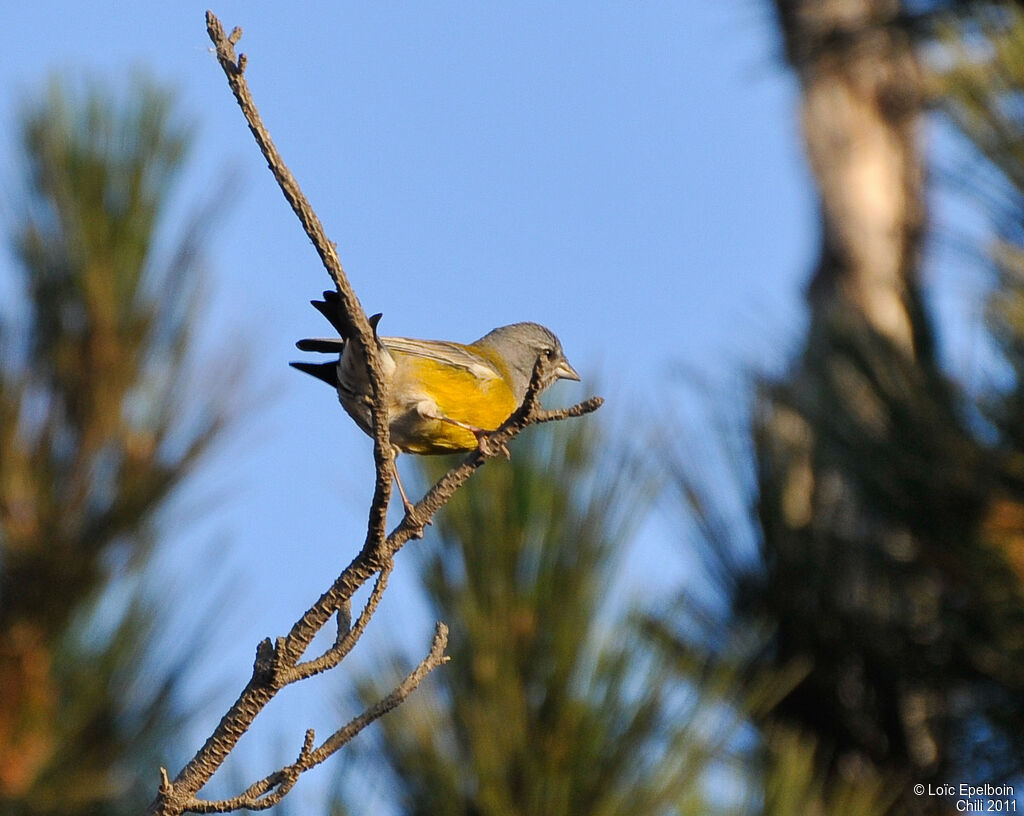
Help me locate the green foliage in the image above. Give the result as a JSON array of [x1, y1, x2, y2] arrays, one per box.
[[759, 728, 900, 816], [646, 401, 909, 816], [342, 418, 743, 816], [0, 76, 231, 815], [938, 5, 1024, 460]]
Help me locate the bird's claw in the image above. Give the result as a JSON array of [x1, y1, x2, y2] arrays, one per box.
[[474, 430, 510, 459], [402, 501, 432, 528]]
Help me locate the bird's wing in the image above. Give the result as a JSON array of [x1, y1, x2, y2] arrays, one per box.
[[382, 337, 502, 381]]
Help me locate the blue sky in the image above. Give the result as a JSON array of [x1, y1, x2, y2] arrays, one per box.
[[1, 1, 818, 807]]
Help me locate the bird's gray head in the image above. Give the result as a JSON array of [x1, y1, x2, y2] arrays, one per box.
[[473, 322, 580, 400]]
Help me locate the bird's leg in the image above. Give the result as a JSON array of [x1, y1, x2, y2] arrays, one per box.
[[388, 451, 432, 529], [390, 447, 416, 516]]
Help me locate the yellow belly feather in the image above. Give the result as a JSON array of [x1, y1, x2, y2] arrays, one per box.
[[388, 351, 518, 454]]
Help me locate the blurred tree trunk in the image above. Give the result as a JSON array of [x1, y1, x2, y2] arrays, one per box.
[[763, 0, 945, 792], [775, 0, 927, 354]]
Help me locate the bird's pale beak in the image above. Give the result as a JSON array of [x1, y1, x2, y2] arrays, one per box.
[[555, 359, 581, 382]]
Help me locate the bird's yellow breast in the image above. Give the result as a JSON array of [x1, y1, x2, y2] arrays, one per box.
[[388, 349, 518, 454]]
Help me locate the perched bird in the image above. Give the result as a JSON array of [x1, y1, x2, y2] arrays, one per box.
[[291, 290, 580, 511]]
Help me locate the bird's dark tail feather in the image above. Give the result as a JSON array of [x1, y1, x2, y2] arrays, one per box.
[[296, 337, 346, 353], [310, 291, 384, 341], [289, 360, 339, 388], [311, 290, 347, 336], [294, 293, 386, 387]]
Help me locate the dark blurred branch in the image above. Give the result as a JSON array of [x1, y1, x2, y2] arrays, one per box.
[[145, 12, 603, 816]]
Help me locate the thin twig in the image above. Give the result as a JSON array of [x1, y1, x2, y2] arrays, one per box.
[[183, 626, 449, 813], [145, 13, 604, 816], [147, 357, 600, 816], [306, 622, 450, 764], [183, 729, 315, 813], [284, 562, 393, 683], [204, 9, 396, 552], [336, 598, 353, 644]]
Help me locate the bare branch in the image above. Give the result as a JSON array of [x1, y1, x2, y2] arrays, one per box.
[[305, 622, 450, 765], [144, 13, 604, 816], [204, 9, 395, 551], [534, 397, 606, 424], [284, 563, 393, 683], [336, 598, 352, 641], [182, 729, 316, 813], [182, 626, 449, 814]]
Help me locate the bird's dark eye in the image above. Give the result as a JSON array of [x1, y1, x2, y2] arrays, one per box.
[[541, 347, 554, 359]]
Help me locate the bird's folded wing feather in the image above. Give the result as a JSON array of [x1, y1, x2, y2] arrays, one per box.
[[382, 337, 501, 380]]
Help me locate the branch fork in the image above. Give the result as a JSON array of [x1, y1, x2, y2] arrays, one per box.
[[146, 13, 602, 816]]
